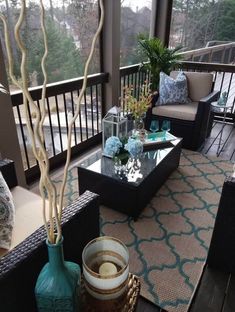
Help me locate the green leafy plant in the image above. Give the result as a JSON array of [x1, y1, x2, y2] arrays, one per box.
[[138, 35, 182, 91]]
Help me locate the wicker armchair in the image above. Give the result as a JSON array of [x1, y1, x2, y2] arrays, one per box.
[[0, 160, 100, 312], [145, 71, 220, 150]]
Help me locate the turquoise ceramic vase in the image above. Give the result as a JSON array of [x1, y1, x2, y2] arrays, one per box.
[[35, 237, 81, 312]]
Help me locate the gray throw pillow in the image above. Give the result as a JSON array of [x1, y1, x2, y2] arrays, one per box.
[[0, 172, 15, 250], [159, 71, 189, 105]]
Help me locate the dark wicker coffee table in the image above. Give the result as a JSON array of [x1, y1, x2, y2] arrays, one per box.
[[78, 138, 182, 220]]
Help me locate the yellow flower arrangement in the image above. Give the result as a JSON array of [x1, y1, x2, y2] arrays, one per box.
[[122, 82, 152, 120]]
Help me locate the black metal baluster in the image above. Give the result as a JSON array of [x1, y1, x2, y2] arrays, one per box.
[[134, 72, 137, 98], [70, 91, 78, 146], [36, 100, 47, 151], [123, 75, 126, 89], [147, 70, 151, 85], [46, 97, 56, 156], [140, 70, 144, 89], [119, 77, 124, 103], [90, 86, 94, 136], [16, 104, 30, 170], [131, 73, 134, 87], [55, 95, 63, 152], [83, 89, 89, 140], [63, 93, 69, 136], [137, 70, 141, 100], [27, 101, 38, 166], [232, 94, 235, 114], [36, 100, 42, 119], [77, 90, 83, 142], [230, 73, 235, 113], [213, 71, 219, 91], [227, 73, 233, 94], [219, 72, 226, 93], [95, 84, 100, 133], [127, 74, 130, 87]]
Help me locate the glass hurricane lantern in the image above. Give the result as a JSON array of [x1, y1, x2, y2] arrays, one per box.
[[102, 106, 128, 150]]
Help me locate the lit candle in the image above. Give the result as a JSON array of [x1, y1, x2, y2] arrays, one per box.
[[99, 262, 117, 276]]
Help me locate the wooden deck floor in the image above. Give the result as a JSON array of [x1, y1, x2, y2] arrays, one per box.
[[200, 121, 235, 161]]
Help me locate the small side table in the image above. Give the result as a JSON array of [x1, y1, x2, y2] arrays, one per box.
[[211, 101, 233, 156]]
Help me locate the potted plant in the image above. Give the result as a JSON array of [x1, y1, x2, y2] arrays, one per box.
[[121, 82, 152, 135], [137, 35, 182, 91]]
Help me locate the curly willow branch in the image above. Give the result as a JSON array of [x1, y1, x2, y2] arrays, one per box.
[[14, 0, 59, 242], [0, 0, 104, 244], [39, 0, 60, 242], [58, 0, 104, 220], [1, 6, 50, 240]]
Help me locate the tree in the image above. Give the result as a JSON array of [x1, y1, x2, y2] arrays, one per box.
[[213, 0, 235, 41], [120, 5, 151, 66], [28, 18, 83, 85], [66, 0, 100, 74], [0, 0, 20, 77], [0, 2, 83, 86], [171, 0, 235, 50]]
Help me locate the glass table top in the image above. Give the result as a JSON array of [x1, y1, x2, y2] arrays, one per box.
[[78, 138, 182, 186], [211, 101, 233, 112]]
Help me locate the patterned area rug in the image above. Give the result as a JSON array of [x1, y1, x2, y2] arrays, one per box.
[[52, 149, 233, 312]]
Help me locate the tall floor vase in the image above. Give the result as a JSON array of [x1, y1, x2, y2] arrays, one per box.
[[35, 237, 81, 312]]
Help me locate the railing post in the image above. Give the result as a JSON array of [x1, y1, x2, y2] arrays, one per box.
[[209, 50, 213, 63], [100, 0, 121, 115], [0, 43, 27, 187], [228, 47, 233, 63], [221, 47, 226, 63]]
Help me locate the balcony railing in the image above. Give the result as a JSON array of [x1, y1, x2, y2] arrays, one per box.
[[120, 63, 150, 101], [10, 61, 235, 183], [179, 42, 235, 64], [11, 73, 108, 183]]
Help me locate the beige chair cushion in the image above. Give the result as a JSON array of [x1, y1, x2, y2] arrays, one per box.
[[10, 186, 44, 250], [152, 101, 198, 121], [171, 71, 213, 102]]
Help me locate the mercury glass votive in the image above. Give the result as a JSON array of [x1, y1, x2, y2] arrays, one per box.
[[82, 236, 129, 301]]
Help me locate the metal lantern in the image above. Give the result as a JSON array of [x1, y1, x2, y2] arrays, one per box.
[[102, 106, 128, 149]]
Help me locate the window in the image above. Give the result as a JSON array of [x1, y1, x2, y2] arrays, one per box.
[[0, 0, 102, 171], [169, 0, 235, 63], [120, 0, 152, 66], [0, 0, 100, 91]]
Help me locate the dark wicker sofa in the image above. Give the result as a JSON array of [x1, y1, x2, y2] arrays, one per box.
[[0, 160, 99, 312]]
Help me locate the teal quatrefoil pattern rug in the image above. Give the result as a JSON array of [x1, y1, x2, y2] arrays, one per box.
[[54, 149, 233, 312]]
